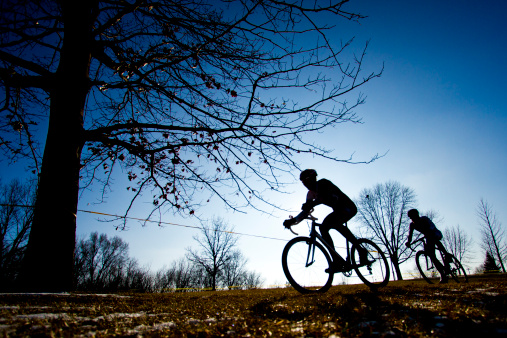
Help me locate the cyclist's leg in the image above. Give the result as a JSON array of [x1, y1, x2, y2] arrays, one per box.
[[325, 208, 358, 243], [435, 240, 451, 268], [321, 213, 348, 267], [426, 238, 447, 282], [322, 209, 367, 266]]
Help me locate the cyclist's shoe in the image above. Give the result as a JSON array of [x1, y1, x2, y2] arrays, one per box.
[[359, 250, 374, 266], [439, 276, 449, 284], [360, 256, 375, 266]]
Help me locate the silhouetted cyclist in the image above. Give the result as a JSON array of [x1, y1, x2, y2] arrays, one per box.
[[283, 169, 369, 272], [406, 208, 449, 283]]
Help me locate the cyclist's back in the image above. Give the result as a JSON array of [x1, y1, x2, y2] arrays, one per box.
[[409, 215, 442, 241], [308, 178, 357, 216]]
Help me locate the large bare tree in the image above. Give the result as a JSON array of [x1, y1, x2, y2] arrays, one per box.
[[356, 181, 416, 280], [0, 0, 381, 291], [477, 199, 506, 273]]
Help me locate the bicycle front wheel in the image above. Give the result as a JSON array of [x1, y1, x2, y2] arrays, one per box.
[[415, 250, 437, 284], [447, 254, 468, 283], [351, 239, 390, 288], [282, 237, 333, 294]]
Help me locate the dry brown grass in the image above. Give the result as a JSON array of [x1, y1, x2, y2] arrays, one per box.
[[0, 274, 506, 337]]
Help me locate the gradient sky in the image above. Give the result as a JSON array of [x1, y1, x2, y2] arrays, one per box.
[[3, 0, 506, 287]]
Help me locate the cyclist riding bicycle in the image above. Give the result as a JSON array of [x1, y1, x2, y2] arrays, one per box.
[[405, 208, 448, 283], [283, 169, 369, 272]]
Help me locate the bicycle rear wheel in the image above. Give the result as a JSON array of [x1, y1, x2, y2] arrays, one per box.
[[447, 254, 468, 283], [415, 250, 436, 284], [351, 239, 390, 288], [282, 237, 333, 294]]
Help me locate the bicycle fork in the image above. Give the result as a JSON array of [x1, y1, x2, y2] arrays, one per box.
[[305, 238, 317, 267], [426, 252, 450, 274]]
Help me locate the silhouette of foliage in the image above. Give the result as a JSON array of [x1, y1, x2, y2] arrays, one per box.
[[1, 0, 381, 291], [481, 251, 500, 274], [477, 199, 506, 273], [0, 179, 34, 290]]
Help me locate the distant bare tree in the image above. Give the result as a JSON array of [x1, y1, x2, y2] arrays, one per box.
[[0, 179, 34, 290], [220, 251, 264, 289], [442, 224, 473, 267], [123, 259, 155, 292], [74, 232, 130, 290], [243, 270, 264, 289], [154, 264, 175, 292], [477, 199, 506, 273], [221, 250, 247, 289], [186, 218, 238, 291], [154, 258, 198, 292], [356, 181, 416, 280]]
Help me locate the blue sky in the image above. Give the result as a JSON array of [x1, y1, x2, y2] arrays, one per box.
[[3, 0, 506, 286]]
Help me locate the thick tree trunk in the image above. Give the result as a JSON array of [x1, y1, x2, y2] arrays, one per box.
[[390, 254, 404, 281], [17, 116, 83, 291], [17, 2, 95, 292]]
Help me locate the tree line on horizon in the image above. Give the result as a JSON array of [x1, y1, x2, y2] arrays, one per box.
[[0, 179, 263, 292], [1, 178, 505, 291], [73, 227, 264, 292]]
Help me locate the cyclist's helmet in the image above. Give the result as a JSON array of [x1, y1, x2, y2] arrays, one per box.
[[300, 169, 317, 181], [407, 209, 419, 218]]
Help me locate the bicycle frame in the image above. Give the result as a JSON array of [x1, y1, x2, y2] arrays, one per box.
[[410, 237, 432, 270], [297, 217, 351, 269], [283, 212, 390, 292], [410, 237, 449, 272]]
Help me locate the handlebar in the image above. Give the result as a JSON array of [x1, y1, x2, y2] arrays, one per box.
[[407, 237, 426, 251], [288, 226, 298, 236], [284, 211, 318, 235]]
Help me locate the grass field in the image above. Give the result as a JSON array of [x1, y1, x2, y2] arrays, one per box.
[[0, 274, 506, 337]]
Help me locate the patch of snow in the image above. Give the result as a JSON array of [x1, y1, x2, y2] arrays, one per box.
[[15, 313, 72, 320], [0, 293, 130, 298], [0, 306, 19, 310]]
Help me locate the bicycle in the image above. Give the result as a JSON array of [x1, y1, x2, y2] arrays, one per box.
[[282, 212, 390, 293], [408, 237, 468, 284]]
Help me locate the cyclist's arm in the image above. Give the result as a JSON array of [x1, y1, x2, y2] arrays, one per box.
[[283, 210, 310, 228], [302, 191, 318, 211], [406, 223, 415, 246], [293, 210, 310, 223]]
